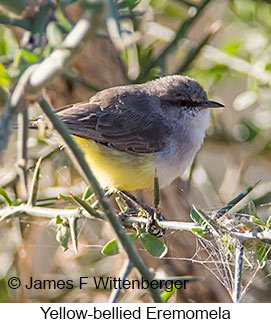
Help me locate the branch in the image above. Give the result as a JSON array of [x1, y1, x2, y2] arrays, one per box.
[[0, 204, 104, 222], [3, 201, 271, 245], [0, 15, 32, 30], [0, 202, 200, 232], [108, 259, 133, 303], [17, 110, 29, 197], [233, 240, 244, 303]]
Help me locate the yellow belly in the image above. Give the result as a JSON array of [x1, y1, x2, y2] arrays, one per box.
[[74, 136, 156, 191]]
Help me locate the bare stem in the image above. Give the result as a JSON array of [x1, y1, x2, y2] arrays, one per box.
[[0, 15, 32, 30], [233, 240, 244, 303], [27, 157, 43, 206], [17, 110, 29, 197], [108, 259, 133, 303]]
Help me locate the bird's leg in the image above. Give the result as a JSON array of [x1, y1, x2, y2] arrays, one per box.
[[120, 191, 154, 216], [152, 171, 166, 235], [120, 188, 164, 237], [154, 169, 161, 218]]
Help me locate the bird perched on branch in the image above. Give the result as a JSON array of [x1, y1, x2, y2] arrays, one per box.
[[30, 75, 224, 192]]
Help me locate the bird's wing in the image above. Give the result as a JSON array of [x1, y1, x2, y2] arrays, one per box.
[[53, 89, 171, 154]]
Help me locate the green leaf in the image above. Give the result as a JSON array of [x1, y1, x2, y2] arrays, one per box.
[[102, 238, 119, 256], [140, 233, 167, 258], [20, 49, 39, 63], [0, 187, 12, 206], [190, 209, 204, 224], [56, 217, 70, 250], [221, 234, 234, 252], [58, 193, 74, 201], [56, 214, 65, 224], [0, 26, 18, 58], [248, 200, 257, 217], [160, 285, 176, 302], [0, 84, 8, 105], [222, 41, 241, 55], [82, 187, 92, 200], [266, 216, 271, 229], [191, 228, 207, 237], [0, 64, 10, 87], [241, 120, 260, 142], [256, 244, 269, 269], [117, 0, 140, 9], [102, 233, 138, 256], [11, 199, 21, 206], [46, 22, 63, 47], [252, 216, 266, 227], [115, 196, 126, 212], [55, 7, 73, 32], [244, 241, 253, 249]]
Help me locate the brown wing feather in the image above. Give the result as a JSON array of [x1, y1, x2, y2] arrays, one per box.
[[55, 87, 171, 154]]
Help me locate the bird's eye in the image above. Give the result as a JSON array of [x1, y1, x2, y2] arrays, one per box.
[[178, 99, 200, 108]]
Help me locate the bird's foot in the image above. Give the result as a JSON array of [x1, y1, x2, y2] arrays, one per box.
[[120, 191, 165, 237], [145, 210, 165, 237]]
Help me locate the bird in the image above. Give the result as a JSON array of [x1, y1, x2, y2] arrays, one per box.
[[31, 75, 224, 192]]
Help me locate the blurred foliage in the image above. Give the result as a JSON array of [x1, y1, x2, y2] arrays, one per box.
[[0, 0, 271, 302]]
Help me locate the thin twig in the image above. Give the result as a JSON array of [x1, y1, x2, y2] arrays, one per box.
[[68, 216, 78, 254], [108, 259, 133, 303], [27, 157, 42, 206], [154, 171, 160, 211], [233, 240, 244, 303], [70, 192, 104, 219], [0, 15, 32, 30], [17, 110, 29, 197], [213, 181, 261, 220]]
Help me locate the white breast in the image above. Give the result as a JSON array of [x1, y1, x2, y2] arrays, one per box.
[[155, 109, 210, 188]]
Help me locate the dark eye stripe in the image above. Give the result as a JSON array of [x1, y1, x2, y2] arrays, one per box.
[[161, 97, 202, 108], [177, 100, 201, 108]]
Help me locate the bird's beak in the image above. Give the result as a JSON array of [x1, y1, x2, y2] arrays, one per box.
[[201, 100, 224, 109]]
